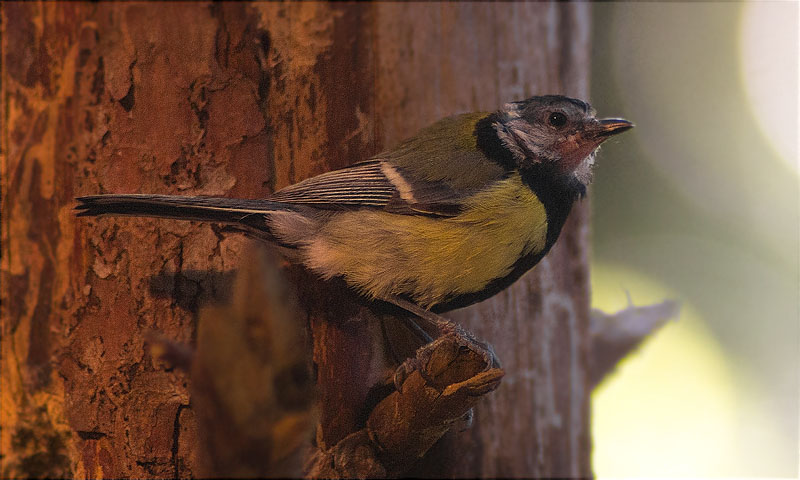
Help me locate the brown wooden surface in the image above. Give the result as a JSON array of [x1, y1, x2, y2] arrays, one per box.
[[2, 2, 591, 478]]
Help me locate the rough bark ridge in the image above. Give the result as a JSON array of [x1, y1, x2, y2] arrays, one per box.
[[2, 3, 591, 478]]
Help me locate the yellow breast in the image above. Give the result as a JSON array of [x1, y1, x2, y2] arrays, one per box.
[[303, 173, 548, 308]]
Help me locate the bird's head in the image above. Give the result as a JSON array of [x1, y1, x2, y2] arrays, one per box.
[[495, 95, 633, 184]]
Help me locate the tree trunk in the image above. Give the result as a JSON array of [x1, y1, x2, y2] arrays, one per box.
[[1, 2, 592, 478]]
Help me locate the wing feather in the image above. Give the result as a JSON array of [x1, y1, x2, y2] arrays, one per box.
[[270, 160, 467, 216]]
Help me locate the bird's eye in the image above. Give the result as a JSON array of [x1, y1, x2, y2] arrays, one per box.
[[548, 112, 567, 128]]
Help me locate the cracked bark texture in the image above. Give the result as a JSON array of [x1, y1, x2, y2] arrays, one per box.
[[1, 2, 592, 478]]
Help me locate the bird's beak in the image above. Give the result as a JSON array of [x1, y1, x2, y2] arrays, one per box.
[[594, 118, 634, 138], [558, 117, 634, 173]]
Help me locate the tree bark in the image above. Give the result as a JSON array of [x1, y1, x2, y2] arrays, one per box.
[[1, 2, 592, 478]]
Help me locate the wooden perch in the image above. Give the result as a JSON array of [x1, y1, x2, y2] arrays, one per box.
[[589, 300, 680, 387], [307, 334, 504, 478]]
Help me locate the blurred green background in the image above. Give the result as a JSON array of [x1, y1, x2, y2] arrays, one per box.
[[589, 2, 799, 477]]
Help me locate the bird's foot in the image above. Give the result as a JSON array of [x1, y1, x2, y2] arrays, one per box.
[[383, 295, 501, 393], [392, 326, 500, 393], [434, 317, 501, 370]]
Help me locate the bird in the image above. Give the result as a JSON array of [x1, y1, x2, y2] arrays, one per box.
[[76, 95, 632, 342]]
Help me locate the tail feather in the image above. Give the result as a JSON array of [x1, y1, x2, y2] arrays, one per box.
[[75, 194, 295, 234]]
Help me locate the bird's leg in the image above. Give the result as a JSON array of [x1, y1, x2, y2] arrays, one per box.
[[386, 296, 461, 336], [382, 296, 500, 391], [393, 308, 435, 345]]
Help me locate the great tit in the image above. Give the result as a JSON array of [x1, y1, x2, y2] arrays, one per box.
[[76, 95, 632, 316]]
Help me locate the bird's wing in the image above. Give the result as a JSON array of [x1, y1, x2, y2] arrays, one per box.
[[271, 113, 512, 216], [270, 160, 470, 217]]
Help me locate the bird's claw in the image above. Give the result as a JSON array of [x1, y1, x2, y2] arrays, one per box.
[[392, 326, 500, 394], [436, 320, 501, 370], [393, 357, 420, 393]]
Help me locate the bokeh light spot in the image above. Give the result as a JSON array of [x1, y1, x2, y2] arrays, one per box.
[[739, 2, 799, 170]]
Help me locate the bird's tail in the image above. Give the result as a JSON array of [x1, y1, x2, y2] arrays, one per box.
[[75, 194, 299, 238]]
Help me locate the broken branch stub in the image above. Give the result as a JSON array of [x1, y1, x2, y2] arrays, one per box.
[[307, 334, 504, 477], [590, 300, 680, 387]]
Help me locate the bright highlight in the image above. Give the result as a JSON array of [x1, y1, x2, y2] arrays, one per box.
[[739, 2, 799, 170]]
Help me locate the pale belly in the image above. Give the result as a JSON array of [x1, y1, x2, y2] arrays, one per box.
[[301, 175, 549, 309]]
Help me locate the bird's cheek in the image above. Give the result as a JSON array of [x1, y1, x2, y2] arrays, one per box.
[[556, 134, 596, 172]]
